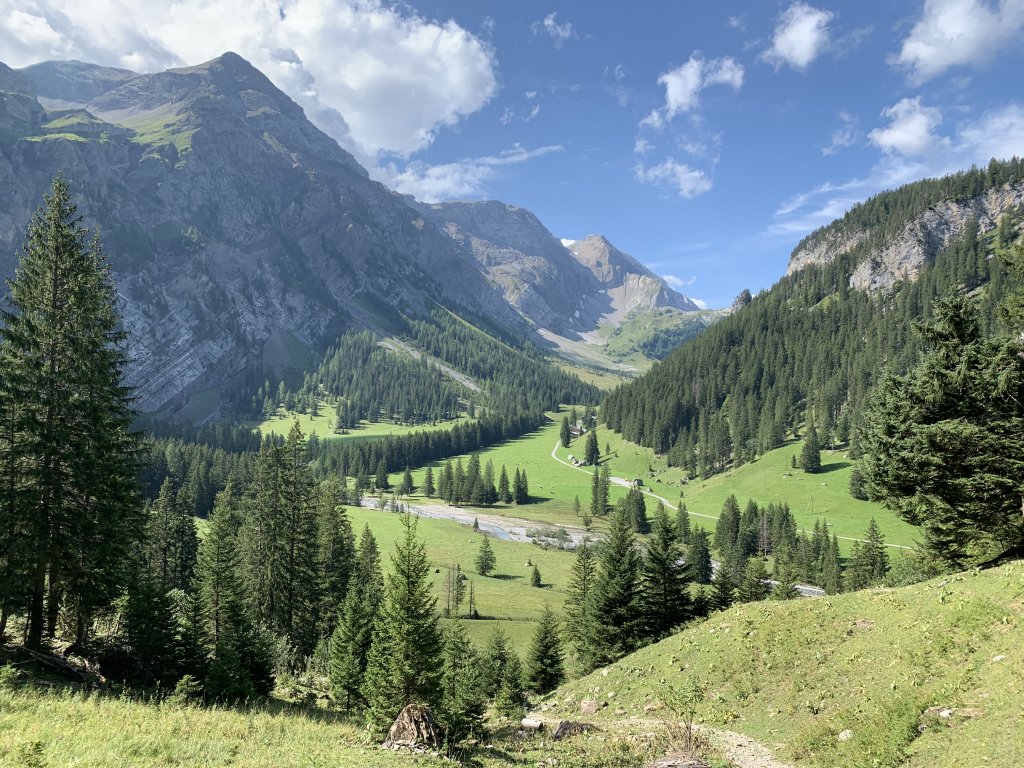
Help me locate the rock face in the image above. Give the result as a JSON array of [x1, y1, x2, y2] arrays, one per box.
[[417, 202, 702, 338], [787, 182, 1024, 292], [0, 53, 521, 413]]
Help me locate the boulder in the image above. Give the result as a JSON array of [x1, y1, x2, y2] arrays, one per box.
[[382, 703, 441, 750], [520, 718, 544, 732], [580, 699, 601, 715], [552, 720, 596, 740]]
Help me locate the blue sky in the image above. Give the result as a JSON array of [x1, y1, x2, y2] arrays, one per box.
[[2, 1, 1024, 308]]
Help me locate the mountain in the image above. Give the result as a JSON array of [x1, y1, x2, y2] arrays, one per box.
[[604, 160, 1024, 466], [0, 54, 527, 412], [415, 200, 710, 373]]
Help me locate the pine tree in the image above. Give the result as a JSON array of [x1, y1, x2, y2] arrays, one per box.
[[711, 561, 735, 611], [436, 620, 486, 744], [144, 478, 198, 593], [531, 564, 542, 588], [563, 541, 600, 673], [677, 501, 691, 544], [423, 466, 436, 498], [475, 537, 496, 576], [848, 466, 867, 500], [362, 513, 443, 735], [800, 424, 822, 473], [770, 564, 799, 600], [398, 466, 415, 497], [497, 465, 511, 503], [493, 649, 525, 718], [641, 502, 690, 638], [480, 627, 512, 698], [0, 177, 142, 649], [315, 477, 355, 639], [737, 558, 769, 602], [687, 527, 713, 584], [374, 457, 390, 493], [584, 429, 599, 466], [713, 495, 741, 553], [560, 416, 572, 449], [591, 508, 642, 663], [330, 573, 376, 710], [525, 605, 565, 694]]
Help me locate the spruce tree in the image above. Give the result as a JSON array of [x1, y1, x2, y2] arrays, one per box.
[[677, 501, 691, 544], [560, 416, 572, 449], [641, 502, 690, 638], [329, 573, 376, 710], [423, 466, 436, 498], [436, 620, 485, 745], [398, 465, 415, 497], [737, 558, 769, 603], [591, 508, 642, 663], [480, 626, 512, 698], [531, 564, 542, 588], [475, 537, 496, 576], [362, 513, 442, 734], [584, 428, 599, 466], [0, 177, 141, 649], [711, 561, 735, 611], [497, 465, 511, 503], [525, 605, 565, 694], [493, 649, 525, 718], [800, 424, 822, 473], [374, 457, 390, 493], [687, 528, 713, 584], [563, 541, 600, 673]]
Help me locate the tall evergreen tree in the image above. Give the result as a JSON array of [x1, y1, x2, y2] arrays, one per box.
[[329, 572, 376, 710], [584, 428, 599, 466], [800, 424, 822, 473], [862, 295, 1024, 565], [480, 626, 513, 698], [0, 177, 142, 648], [423, 465, 436, 498], [560, 416, 572, 449], [563, 541, 600, 673], [687, 527, 714, 585], [436, 620, 486, 745], [711, 561, 735, 612], [475, 537, 496, 576], [591, 508, 642, 663], [315, 477, 355, 639], [641, 503, 690, 638], [677, 501, 691, 544], [737, 558, 769, 603], [525, 605, 565, 694], [362, 513, 442, 734], [497, 465, 511, 503]]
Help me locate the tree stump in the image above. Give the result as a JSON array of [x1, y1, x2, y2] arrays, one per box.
[[382, 703, 441, 750]]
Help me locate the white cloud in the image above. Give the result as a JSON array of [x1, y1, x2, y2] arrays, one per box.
[[500, 104, 541, 126], [726, 14, 747, 31], [822, 110, 858, 156], [769, 102, 1024, 236], [532, 12, 576, 47], [0, 0, 497, 162], [390, 144, 562, 202], [761, 2, 834, 71], [868, 97, 946, 156], [663, 274, 697, 288], [894, 0, 1024, 84], [691, 297, 709, 310], [635, 159, 713, 198], [649, 53, 744, 123]]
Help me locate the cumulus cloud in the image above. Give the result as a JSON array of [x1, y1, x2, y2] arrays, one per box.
[[390, 144, 562, 202], [635, 159, 713, 198], [893, 0, 1024, 84], [662, 274, 697, 288], [769, 102, 1024, 236], [646, 53, 744, 125], [532, 12, 576, 47], [761, 2, 834, 71], [868, 97, 946, 156], [0, 0, 497, 162]]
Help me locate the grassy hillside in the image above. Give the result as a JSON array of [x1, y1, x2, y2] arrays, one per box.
[[543, 562, 1024, 767], [0, 684, 663, 768], [253, 405, 471, 443]]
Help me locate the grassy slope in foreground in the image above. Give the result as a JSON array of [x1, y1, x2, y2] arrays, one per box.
[[544, 562, 1024, 768]]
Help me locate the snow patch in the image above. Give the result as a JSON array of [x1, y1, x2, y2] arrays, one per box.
[[560, 238, 577, 248]]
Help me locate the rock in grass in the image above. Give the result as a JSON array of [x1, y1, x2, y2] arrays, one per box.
[[382, 703, 440, 750]]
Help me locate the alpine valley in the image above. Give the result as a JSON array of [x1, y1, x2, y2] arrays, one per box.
[[1, 37, 1023, 768]]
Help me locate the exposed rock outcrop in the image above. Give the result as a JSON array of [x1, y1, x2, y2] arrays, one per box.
[[787, 182, 1024, 292]]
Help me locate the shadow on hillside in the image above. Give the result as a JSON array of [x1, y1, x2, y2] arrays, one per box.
[[489, 574, 522, 581], [816, 460, 851, 474]]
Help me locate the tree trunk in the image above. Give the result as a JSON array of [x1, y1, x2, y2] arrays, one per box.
[[26, 553, 46, 649], [0, 600, 10, 640], [46, 562, 61, 638]]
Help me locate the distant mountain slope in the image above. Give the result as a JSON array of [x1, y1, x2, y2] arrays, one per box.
[[416, 201, 710, 372], [604, 161, 1024, 470], [0, 54, 524, 412]]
